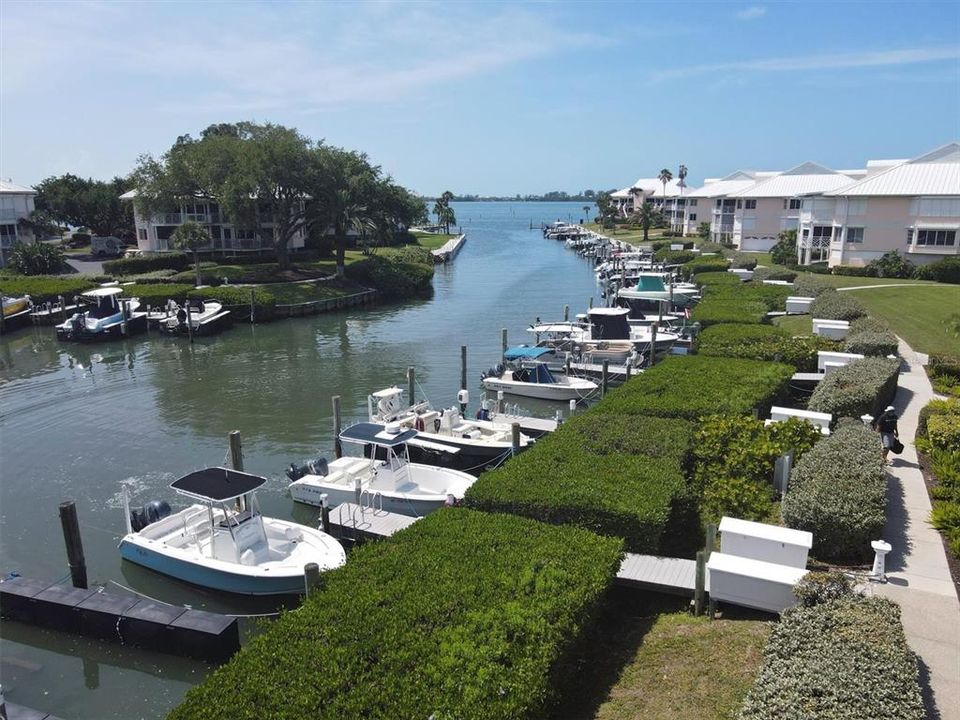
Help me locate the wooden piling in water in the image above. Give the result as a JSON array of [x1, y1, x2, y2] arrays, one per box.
[[601, 360, 609, 396], [563, 304, 569, 321], [332, 396, 343, 459], [303, 563, 322, 598], [511, 423, 521, 455], [58, 502, 87, 589], [460, 345, 467, 412], [407, 367, 416, 404], [649, 323, 658, 367], [229, 431, 244, 472], [320, 494, 331, 535], [501, 328, 507, 360], [185, 301, 194, 343], [249, 289, 255, 324]]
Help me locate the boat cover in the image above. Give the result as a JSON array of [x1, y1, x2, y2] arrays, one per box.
[[171, 468, 267, 502], [340, 422, 418, 447], [527, 362, 558, 384], [503, 346, 552, 361]]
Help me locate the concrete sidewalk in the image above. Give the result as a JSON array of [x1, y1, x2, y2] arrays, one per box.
[[872, 339, 959, 720]]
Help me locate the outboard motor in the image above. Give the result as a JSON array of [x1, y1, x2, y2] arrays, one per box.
[[130, 499, 172, 532], [286, 456, 329, 481]]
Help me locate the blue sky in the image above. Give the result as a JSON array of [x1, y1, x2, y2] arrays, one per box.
[[1, 1, 958, 195]]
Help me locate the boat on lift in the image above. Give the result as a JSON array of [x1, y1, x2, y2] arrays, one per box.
[[55, 287, 147, 342], [288, 423, 476, 517], [481, 361, 598, 401], [366, 386, 533, 472], [119, 468, 345, 596]]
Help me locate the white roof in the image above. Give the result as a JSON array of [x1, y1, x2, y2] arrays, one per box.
[[0, 180, 36, 195], [826, 142, 960, 197], [610, 187, 633, 199], [685, 171, 770, 198], [719, 516, 813, 548], [730, 162, 859, 198], [629, 177, 686, 198], [83, 287, 124, 297]]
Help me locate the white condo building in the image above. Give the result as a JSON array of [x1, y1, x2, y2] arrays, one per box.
[[684, 171, 780, 244], [0, 180, 37, 268]]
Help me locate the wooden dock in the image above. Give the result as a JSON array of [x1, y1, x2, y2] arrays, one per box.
[[791, 372, 823, 383], [328, 502, 419, 542], [615, 553, 708, 596]]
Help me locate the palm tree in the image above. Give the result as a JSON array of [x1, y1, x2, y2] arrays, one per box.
[[636, 202, 655, 242], [433, 200, 445, 229], [171, 220, 210, 287], [678, 165, 687, 193], [582, 205, 590, 222], [658, 168, 673, 201]]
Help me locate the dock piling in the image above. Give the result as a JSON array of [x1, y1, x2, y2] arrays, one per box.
[[58, 501, 88, 589], [303, 563, 322, 598], [460, 345, 467, 412], [320, 494, 331, 535], [407, 367, 416, 405], [120, 300, 129, 336], [601, 360, 609, 396], [333, 396, 343, 459], [694, 550, 706, 616], [501, 328, 507, 360], [59, 295, 66, 321], [185, 300, 194, 344], [588, 296, 593, 310], [563, 304, 569, 322], [511, 422, 521, 456], [706, 523, 717, 560], [249, 289, 255, 324], [229, 431, 244, 472], [650, 323, 659, 367]]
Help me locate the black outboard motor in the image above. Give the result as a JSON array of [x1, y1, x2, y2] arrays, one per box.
[[130, 500, 172, 532], [286, 457, 329, 482]]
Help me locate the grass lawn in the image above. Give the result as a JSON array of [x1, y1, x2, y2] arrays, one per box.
[[588, 610, 771, 720], [773, 314, 813, 335], [410, 230, 455, 250], [584, 222, 669, 245], [799, 273, 941, 288], [269, 278, 366, 304], [847, 284, 960, 355]]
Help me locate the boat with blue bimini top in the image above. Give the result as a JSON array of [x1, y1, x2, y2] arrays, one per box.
[[118, 468, 345, 596], [287, 422, 477, 517], [55, 287, 147, 342], [481, 360, 599, 401]]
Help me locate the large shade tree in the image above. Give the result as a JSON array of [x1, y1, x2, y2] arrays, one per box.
[[34, 174, 134, 238], [171, 221, 211, 287]]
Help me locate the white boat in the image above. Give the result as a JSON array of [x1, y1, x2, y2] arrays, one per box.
[[2, 295, 30, 318], [150, 297, 232, 336], [1, 294, 33, 332], [288, 423, 476, 517], [366, 387, 532, 473], [530, 308, 679, 355], [119, 468, 345, 596], [481, 361, 598, 401], [617, 272, 700, 308], [55, 287, 147, 342]]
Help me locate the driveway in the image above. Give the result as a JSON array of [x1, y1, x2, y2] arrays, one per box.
[[64, 254, 105, 275]]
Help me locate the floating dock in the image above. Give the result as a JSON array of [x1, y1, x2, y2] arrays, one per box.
[[0, 577, 239, 662], [615, 553, 707, 596], [328, 503, 419, 542], [431, 234, 467, 263]]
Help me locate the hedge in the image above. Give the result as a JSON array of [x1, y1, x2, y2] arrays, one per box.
[[808, 289, 867, 321], [726, 251, 758, 270], [595, 355, 793, 421], [739, 595, 924, 720], [0, 276, 97, 304], [653, 248, 696, 265], [345, 254, 433, 299], [465, 412, 697, 555], [103, 252, 191, 275], [927, 354, 960, 397], [682, 257, 730, 278], [843, 330, 899, 357], [698, 323, 838, 371], [807, 356, 900, 420], [169, 509, 623, 720], [919, 400, 960, 561], [917, 397, 960, 439], [693, 270, 741, 287], [781, 420, 885, 562], [792, 275, 835, 298], [752, 266, 797, 283], [690, 281, 792, 327], [914, 256, 960, 284]]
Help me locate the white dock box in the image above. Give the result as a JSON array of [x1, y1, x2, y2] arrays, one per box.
[[767, 406, 832, 435], [729, 268, 754, 281], [718, 517, 813, 568], [812, 318, 850, 339], [785, 296, 814, 313], [816, 350, 864, 373], [707, 552, 807, 613]]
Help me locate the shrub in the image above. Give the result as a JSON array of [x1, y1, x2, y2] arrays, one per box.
[[809, 289, 867, 321], [698, 323, 838, 371], [121, 283, 277, 319], [792, 571, 855, 607], [914, 257, 960, 284], [466, 413, 697, 555], [927, 354, 960, 396], [169, 509, 623, 720], [694, 270, 742, 287], [928, 414, 960, 452], [917, 398, 960, 439], [807, 356, 900, 420], [0, 276, 96, 304], [752, 266, 797, 283], [792, 275, 835, 298], [682, 257, 730, 278], [830, 264, 874, 277], [596, 355, 793, 421], [843, 330, 899, 357], [738, 596, 924, 720], [867, 250, 914, 279], [847, 316, 889, 334], [726, 251, 758, 270], [345, 254, 433, 299], [692, 297, 769, 326], [103, 252, 191, 275], [7, 242, 67, 275], [769, 235, 795, 266], [781, 421, 885, 562], [696, 240, 725, 253], [653, 248, 695, 265]]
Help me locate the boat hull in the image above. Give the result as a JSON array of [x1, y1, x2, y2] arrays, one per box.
[[481, 376, 594, 401], [291, 484, 445, 517], [56, 314, 148, 342]]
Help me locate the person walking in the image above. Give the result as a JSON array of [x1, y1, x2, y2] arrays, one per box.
[[874, 405, 900, 465]]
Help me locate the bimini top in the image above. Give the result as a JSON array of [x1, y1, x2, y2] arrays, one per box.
[[340, 422, 417, 447], [503, 346, 553, 361], [171, 468, 267, 502], [83, 287, 124, 298]]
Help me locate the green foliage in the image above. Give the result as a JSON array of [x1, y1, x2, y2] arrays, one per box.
[[792, 571, 855, 607], [807, 356, 900, 420], [693, 415, 822, 523], [691, 281, 791, 327], [781, 421, 885, 562], [697, 222, 711, 240], [867, 250, 914, 279], [927, 414, 960, 452], [0, 276, 96, 304], [169, 509, 622, 720], [829, 264, 874, 277], [917, 398, 960, 439], [919, 399, 960, 562], [694, 270, 742, 287], [751, 266, 797, 283], [738, 596, 924, 720], [653, 248, 695, 265], [792, 275, 835, 298], [34, 174, 134, 238], [928, 355, 960, 397], [768, 230, 797, 266], [698, 323, 839, 371], [345, 254, 433, 299], [809, 289, 867, 321], [726, 251, 758, 270], [596, 355, 793, 421], [914, 257, 960, 284], [6, 242, 66, 275], [103, 252, 191, 275], [682, 257, 730, 278], [466, 412, 697, 555], [842, 330, 899, 357]]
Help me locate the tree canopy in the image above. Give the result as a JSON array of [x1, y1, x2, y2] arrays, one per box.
[[34, 174, 134, 238]]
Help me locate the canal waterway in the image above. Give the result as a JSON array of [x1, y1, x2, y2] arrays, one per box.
[[0, 202, 600, 718]]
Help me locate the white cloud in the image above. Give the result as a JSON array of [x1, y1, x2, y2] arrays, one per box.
[[656, 46, 960, 80], [736, 6, 767, 20]]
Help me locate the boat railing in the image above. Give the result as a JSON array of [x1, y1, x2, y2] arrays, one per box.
[[357, 488, 384, 515], [180, 506, 207, 537]]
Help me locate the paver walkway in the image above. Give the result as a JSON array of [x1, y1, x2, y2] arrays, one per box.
[[872, 339, 959, 720]]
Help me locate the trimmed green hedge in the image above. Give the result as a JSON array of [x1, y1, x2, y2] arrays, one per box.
[[0, 276, 96, 304], [595, 355, 794, 420], [914, 257, 960, 283], [727, 251, 758, 270], [466, 412, 697, 555], [792, 275, 835, 298], [345, 254, 433, 299], [807, 356, 900, 420], [169, 509, 622, 720], [683, 257, 731, 278], [809, 289, 867, 321], [843, 330, 899, 357], [103, 252, 191, 275], [752, 266, 797, 283], [691, 281, 792, 327], [698, 323, 838, 371], [693, 270, 741, 287], [739, 595, 924, 720], [781, 420, 885, 562]]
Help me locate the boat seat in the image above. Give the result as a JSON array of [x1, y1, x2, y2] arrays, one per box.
[[340, 459, 369, 477], [394, 481, 418, 493], [218, 509, 253, 528], [321, 470, 348, 486]]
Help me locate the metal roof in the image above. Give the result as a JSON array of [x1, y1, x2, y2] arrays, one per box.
[[171, 467, 266, 502], [685, 171, 770, 198], [730, 162, 859, 198], [826, 142, 960, 197], [629, 178, 686, 198], [0, 180, 36, 195]]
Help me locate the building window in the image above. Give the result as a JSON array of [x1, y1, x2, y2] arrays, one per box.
[[744, 199, 757, 210], [156, 226, 175, 240], [689, 213, 697, 221], [846, 227, 864, 244], [716, 199, 722, 208], [911, 198, 960, 217], [916, 229, 957, 246], [689, 199, 697, 206], [137, 228, 147, 241], [783, 198, 802, 210], [736, 199, 742, 209]]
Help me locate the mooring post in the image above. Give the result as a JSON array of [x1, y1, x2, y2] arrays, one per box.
[[694, 550, 705, 616], [407, 366, 416, 405], [320, 493, 331, 535], [59, 295, 66, 321], [588, 296, 593, 310], [229, 430, 244, 471], [706, 524, 717, 559], [332, 395, 343, 459], [563, 304, 569, 322], [565, 354, 571, 377], [185, 300, 194, 344], [59, 501, 88, 589], [668, 281, 674, 314], [626, 362, 632, 380], [649, 322, 659, 367], [120, 300, 129, 336], [303, 562, 322, 598], [249, 288, 255, 324], [511, 422, 521, 456], [601, 359, 609, 397], [501, 328, 508, 360], [460, 345, 467, 413]]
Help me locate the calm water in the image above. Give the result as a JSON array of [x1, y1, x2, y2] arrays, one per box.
[[0, 202, 601, 719]]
